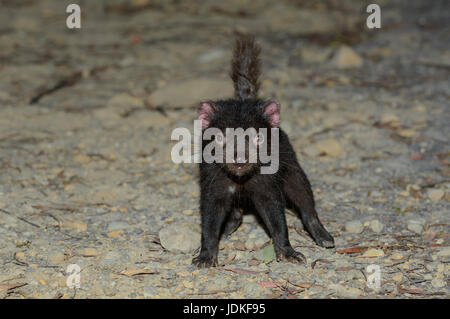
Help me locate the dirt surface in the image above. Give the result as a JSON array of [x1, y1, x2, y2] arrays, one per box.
[[0, 0, 449, 299]]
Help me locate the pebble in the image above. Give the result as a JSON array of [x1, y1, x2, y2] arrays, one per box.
[[330, 46, 363, 69], [369, 220, 384, 233], [431, 278, 446, 288], [391, 253, 404, 260], [345, 221, 364, 234], [392, 273, 403, 282], [63, 220, 88, 232], [363, 248, 385, 258], [381, 113, 400, 125], [314, 138, 343, 157], [407, 219, 425, 234], [198, 49, 225, 63], [159, 222, 200, 253], [427, 189, 444, 201]]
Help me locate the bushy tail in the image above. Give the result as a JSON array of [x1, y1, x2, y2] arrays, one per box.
[[230, 35, 261, 100]]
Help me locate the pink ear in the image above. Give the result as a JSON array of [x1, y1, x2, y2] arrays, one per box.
[[198, 101, 217, 129], [262, 101, 280, 127]]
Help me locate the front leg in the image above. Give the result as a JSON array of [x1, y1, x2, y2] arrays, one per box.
[[250, 184, 306, 264], [192, 189, 232, 268]]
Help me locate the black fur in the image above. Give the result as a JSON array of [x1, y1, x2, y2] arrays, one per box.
[[192, 36, 334, 268], [230, 35, 261, 100]]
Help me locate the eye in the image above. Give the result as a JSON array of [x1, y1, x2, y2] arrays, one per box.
[[215, 132, 224, 145], [253, 133, 264, 145]]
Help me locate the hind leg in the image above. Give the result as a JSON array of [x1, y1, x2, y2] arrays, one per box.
[[284, 165, 334, 248], [222, 208, 243, 237], [251, 185, 306, 264]]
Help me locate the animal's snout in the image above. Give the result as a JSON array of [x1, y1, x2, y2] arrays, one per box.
[[232, 156, 247, 164]]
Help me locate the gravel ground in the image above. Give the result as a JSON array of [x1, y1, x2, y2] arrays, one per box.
[[0, 0, 448, 299]]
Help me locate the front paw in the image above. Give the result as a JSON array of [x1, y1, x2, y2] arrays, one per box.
[[192, 254, 218, 268], [314, 231, 335, 248], [316, 238, 335, 248], [275, 247, 306, 264]]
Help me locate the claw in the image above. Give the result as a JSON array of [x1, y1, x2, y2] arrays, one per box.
[[275, 247, 307, 264], [192, 255, 218, 268]]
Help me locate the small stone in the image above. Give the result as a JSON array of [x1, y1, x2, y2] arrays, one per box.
[[330, 46, 363, 69], [397, 129, 415, 138], [381, 113, 400, 126], [391, 253, 404, 260], [345, 221, 364, 234], [314, 138, 343, 157], [198, 49, 225, 63], [431, 278, 446, 288], [407, 219, 425, 234], [182, 280, 194, 289], [107, 230, 124, 238], [369, 220, 384, 233], [392, 273, 403, 282], [363, 248, 385, 258], [182, 209, 193, 215], [427, 189, 444, 201], [63, 220, 87, 232], [159, 222, 200, 253]]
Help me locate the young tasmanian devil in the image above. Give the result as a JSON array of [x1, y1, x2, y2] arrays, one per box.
[[193, 35, 334, 268]]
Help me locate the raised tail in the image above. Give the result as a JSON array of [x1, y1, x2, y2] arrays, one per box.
[[230, 35, 261, 100]]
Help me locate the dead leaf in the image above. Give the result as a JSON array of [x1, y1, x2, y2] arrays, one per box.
[[259, 281, 283, 289], [397, 284, 423, 295], [288, 281, 313, 289], [119, 269, 158, 276], [0, 282, 27, 291], [337, 246, 367, 254], [220, 254, 236, 266], [248, 258, 263, 267]]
